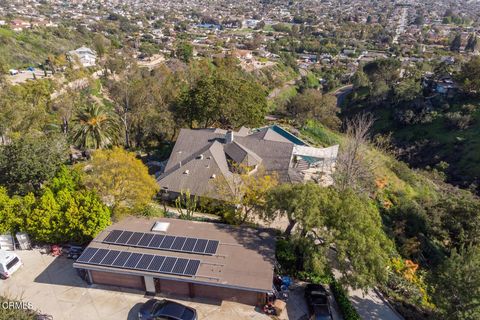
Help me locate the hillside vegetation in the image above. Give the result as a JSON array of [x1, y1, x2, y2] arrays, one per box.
[[0, 26, 92, 69]]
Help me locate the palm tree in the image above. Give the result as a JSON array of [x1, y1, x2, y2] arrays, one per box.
[[72, 103, 119, 149]]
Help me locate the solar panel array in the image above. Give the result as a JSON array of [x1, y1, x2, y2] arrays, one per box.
[[103, 230, 219, 255], [76, 247, 201, 277]]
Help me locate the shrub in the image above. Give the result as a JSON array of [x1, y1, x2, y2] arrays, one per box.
[[330, 279, 361, 320], [444, 112, 472, 130]]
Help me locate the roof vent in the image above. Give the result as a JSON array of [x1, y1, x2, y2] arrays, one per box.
[[197, 154, 204, 160], [184, 169, 190, 174], [151, 221, 170, 232]]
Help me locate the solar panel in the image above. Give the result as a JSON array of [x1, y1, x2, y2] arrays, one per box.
[[172, 258, 189, 275], [160, 257, 177, 273], [76, 247, 98, 263], [136, 254, 154, 270], [184, 259, 201, 276], [126, 232, 144, 246], [171, 237, 187, 251], [103, 230, 219, 255], [124, 252, 142, 269], [90, 248, 109, 264], [100, 250, 120, 266], [116, 231, 133, 244], [103, 230, 123, 243], [149, 234, 165, 248], [76, 248, 201, 277], [193, 239, 208, 254], [138, 233, 155, 247], [159, 235, 175, 249], [112, 251, 131, 267], [182, 238, 197, 252], [205, 240, 219, 255], [147, 256, 165, 272]]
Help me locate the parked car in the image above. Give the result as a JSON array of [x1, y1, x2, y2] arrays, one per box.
[[8, 69, 19, 75], [0, 250, 22, 279], [138, 299, 197, 320], [304, 284, 333, 320]]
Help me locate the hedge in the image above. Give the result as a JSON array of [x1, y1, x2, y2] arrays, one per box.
[[330, 279, 362, 320]]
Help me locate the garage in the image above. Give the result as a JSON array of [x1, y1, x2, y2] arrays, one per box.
[[90, 270, 145, 291], [74, 217, 276, 306], [191, 283, 262, 305]]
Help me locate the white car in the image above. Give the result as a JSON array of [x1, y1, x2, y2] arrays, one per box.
[[8, 69, 19, 75], [0, 250, 22, 279]]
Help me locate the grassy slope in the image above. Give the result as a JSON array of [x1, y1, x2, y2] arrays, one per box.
[[299, 120, 440, 201], [0, 26, 91, 69], [369, 100, 480, 189]]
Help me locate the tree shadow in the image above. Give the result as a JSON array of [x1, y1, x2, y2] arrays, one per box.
[[211, 222, 277, 265]]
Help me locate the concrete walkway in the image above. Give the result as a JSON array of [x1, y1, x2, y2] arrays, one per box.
[[349, 288, 403, 320]]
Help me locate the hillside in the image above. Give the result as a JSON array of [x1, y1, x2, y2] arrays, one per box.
[[343, 91, 480, 193], [0, 26, 92, 69]]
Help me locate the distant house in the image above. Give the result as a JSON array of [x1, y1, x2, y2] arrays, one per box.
[[10, 19, 30, 31], [422, 73, 458, 98], [242, 19, 260, 28], [68, 47, 97, 67], [231, 49, 253, 61], [157, 126, 339, 200]]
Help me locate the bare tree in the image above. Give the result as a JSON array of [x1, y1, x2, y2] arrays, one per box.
[[334, 113, 376, 192]]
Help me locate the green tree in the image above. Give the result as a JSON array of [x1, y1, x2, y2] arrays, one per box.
[[393, 77, 422, 103], [434, 246, 480, 320], [176, 42, 193, 63], [176, 62, 268, 128], [0, 187, 27, 234], [214, 164, 278, 224], [465, 34, 478, 52], [450, 33, 462, 52], [432, 191, 480, 249], [25, 167, 110, 244], [363, 59, 400, 102], [77, 147, 159, 218], [457, 56, 480, 95], [352, 69, 370, 89], [0, 135, 68, 195], [287, 89, 340, 129], [266, 184, 393, 289], [72, 103, 120, 149], [265, 182, 326, 235]]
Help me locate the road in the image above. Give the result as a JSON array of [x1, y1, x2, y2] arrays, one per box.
[[334, 85, 353, 107]]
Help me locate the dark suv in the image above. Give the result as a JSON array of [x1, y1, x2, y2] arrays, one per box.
[[138, 299, 197, 320], [304, 284, 333, 320]]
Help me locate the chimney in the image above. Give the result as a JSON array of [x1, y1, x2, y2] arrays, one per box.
[[226, 130, 234, 144]]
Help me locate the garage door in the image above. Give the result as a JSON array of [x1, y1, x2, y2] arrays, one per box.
[[90, 270, 145, 291]]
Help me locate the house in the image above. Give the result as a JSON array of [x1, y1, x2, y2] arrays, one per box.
[[157, 126, 339, 200], [68, 47, 97, 67], [10, 19, 30, 31], [422, 73, 458, 97], [73, 217, 276, 306], [231, 49, 253, 61]]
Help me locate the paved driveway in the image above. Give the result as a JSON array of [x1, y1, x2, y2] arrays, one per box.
[[0, 250, 272, 320]]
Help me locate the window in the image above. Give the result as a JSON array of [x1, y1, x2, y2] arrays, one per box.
[[6, 257, 19, 270]]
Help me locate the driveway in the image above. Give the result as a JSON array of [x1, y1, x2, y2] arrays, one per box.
[[0, 250, 272, 320]]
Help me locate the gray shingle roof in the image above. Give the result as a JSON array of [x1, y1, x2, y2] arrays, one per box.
[[157, 127, 297, 198]]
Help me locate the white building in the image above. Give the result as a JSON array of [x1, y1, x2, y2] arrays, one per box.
[[68, 47, 97, 67]]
